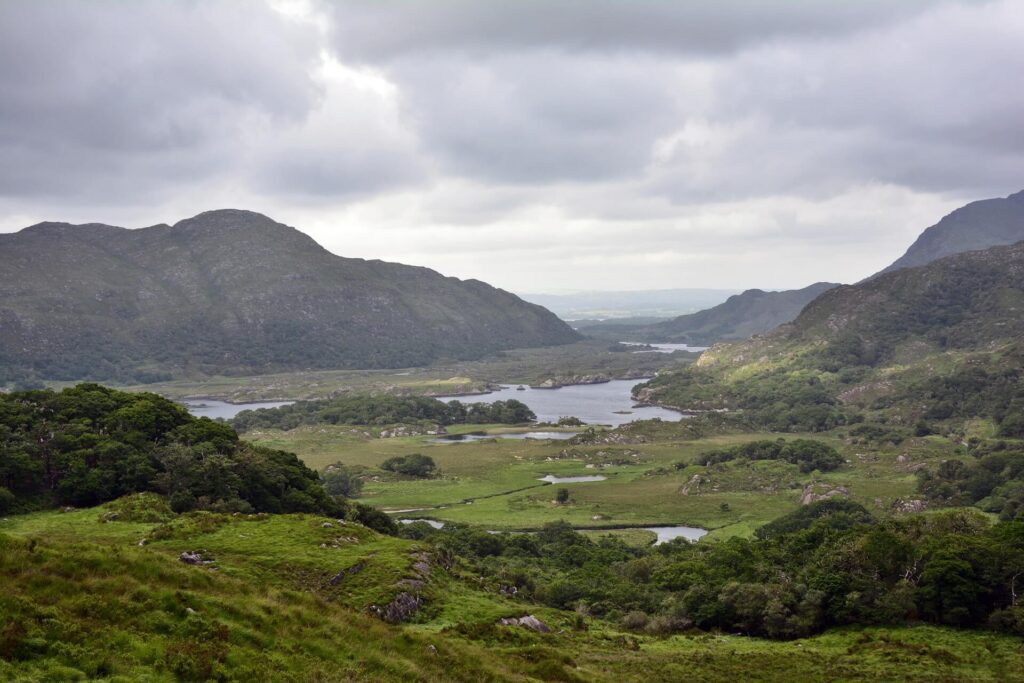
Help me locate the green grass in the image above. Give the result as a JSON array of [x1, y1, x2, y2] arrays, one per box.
[[250, 424, 958, 537], [4, 505, 1024, 681]]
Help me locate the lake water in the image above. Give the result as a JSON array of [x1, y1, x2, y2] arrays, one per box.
[[621, 342, 709, 354], [183, 399, 295, 420], [646, 525, 708, 545], [538, 474, 607, 483], [431, 431, 579, 444], [437, 378, 683, 426], [399, 518, 445, 529]]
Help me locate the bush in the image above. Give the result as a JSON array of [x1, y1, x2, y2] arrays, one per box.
[[380, 454, 438, 478], [0, 486, 15, 514], [321, 463, 363, 499]]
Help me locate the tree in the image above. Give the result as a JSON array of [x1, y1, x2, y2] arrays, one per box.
[[380, 453, 438, 478], [556, 488, 570, 504], [321, 462, 363, 499]]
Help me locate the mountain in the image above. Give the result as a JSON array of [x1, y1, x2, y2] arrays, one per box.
[[640, 282, 840, 345], [0, 209, 579, 383], [637, 241, 1024, 433], [873, 189, 1024, 277], [520, 288, 738, 320]]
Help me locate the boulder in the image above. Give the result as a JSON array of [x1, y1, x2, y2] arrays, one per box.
[[498, 615, 551, 633], [799, 483, 849, 506]]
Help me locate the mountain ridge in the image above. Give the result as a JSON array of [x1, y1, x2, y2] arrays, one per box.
[[0, 209, 579, 383], [871, 189, 1024, 278]]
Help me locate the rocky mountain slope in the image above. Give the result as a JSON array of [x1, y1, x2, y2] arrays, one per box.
[[873, 189, 1024, 277], [639, 282, 839, 345], [0, 209, 579, 383]]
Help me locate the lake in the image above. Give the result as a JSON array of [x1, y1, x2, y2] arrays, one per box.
[[436, 378, 683, 426], [621, 342, 708, 354], [431, 431, 579, 444], [538, 474, 607, 483], [183, 399, 295, 420], [646, 525, 708, 545]]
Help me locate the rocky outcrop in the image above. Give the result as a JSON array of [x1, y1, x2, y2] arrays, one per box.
[[891, 498, 929, 514], [372, 592, 423, 624], [498, 615, 551, 633], [800, 483, 849, 506]]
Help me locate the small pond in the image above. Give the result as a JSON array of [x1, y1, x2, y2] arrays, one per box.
[[537, 474, 607, 483]]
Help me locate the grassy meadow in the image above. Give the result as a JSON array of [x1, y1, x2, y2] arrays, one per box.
[[245, 420, 963, 539]]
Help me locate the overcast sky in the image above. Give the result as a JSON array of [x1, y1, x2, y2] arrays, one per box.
[[1, 0, 1022, 293]]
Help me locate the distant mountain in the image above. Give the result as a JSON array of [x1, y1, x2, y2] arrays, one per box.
[[640, 283, 840, 345], [520, 288, 738, 320], [0, 209, 579, 383], [638, 241, 1024, 432], [872, 189, 1024, 278], [795, 240, 1024, 353]]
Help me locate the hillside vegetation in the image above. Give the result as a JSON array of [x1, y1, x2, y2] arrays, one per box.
[[0, 209, 578, 385], [637, 241, 1024, 435]]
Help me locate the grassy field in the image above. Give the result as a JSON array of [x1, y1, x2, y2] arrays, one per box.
[[103, 340, 696, 402], [246, 421, 961, 539], [3, 503, 1022, 682]]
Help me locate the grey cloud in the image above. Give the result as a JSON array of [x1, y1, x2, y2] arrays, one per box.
[[0, 0, 322, 199], [324, 0, 946, 60]]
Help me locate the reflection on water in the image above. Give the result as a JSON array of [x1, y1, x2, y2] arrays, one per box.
[[399, 518, 445, 529], [437, 379, 683, 426], [183, 399, 295, 420], [431, 431, 579, 444], [646, 525, 708, 545], [537, 474, 607, 483]]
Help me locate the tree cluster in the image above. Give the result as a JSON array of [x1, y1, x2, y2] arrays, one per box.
[[692, 438, 844, 473], [231, 395, 536, 432], [404, 504, 1024, 639]]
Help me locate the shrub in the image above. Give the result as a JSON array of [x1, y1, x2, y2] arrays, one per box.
[[380, 454, 438, 478]]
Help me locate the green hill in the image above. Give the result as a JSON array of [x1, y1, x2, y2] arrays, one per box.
[[641, 282, 839, 345], [637, 241, 1024, 434], [0, 209, 579, 384]]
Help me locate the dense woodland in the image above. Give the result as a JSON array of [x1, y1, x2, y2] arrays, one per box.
[[230, 395, 536, 432], [0, 385, 395, 532], [404, 503, 1024, 638]]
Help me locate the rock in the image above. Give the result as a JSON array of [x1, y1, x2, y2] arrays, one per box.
[[800, 483, 850, 506], [896, 453, 909, 464], [373, 592, 423, 624], [137, 539, 147, 547], [179, 551, 208, 565], [427, 644, 438, 656], [680, 474, 704, 496], [185, 607, 197, 615], [328, 561, 365, 586], [891, 498, 928, 514], [321, 522, 333, 528], [498, 615, 551, 633]]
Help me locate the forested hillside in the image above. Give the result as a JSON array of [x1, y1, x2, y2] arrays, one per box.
[[0, 210, 579, 384]]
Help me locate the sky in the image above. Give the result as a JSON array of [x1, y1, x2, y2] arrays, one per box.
[[1, 0, 1022, 293]]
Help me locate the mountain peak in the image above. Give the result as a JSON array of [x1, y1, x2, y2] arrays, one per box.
[[872, 189, 1024, 278]]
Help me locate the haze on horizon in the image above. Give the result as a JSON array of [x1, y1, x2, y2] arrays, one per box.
[[1, 0, 1022, 293]]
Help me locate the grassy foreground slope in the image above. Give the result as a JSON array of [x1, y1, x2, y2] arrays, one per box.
[[3, 504, 1024, 682]]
